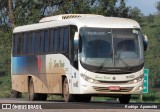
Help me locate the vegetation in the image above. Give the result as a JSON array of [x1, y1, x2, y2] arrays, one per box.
[[0, 0, 160, 102]]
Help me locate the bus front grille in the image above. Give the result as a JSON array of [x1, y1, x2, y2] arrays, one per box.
[[93, 86, 133, 92], [98, 80, 129, 84]]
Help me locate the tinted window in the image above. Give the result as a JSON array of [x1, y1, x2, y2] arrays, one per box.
[[54, 29, 59, 52], [60, 28, 64, 52], [64, 28, 69, 52], [35, 32, 39, 54], [13, 34, 17, 55], [31, 32, 35, 54], [26, 33, 31, 54], [44, 30, 49, 53], [40, 31, 45, 54], [17, 36, 21, 55], [49, 29, 54, 52], [23, 33, 27, 54], [30, 33, 32, 54], [21, 34, 24, 55]]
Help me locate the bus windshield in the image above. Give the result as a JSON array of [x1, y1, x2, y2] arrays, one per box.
[[80, 28, 144, 73]]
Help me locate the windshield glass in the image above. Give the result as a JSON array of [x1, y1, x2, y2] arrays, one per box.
[[80, 28, 144, 73]]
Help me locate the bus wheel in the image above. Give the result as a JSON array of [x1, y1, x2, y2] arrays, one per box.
[[10, 90, 22, 98], [63, 78, 75, 102], [28, 78, 39, 101], [119, 94, 131, 104]]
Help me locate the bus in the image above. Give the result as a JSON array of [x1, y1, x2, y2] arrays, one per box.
[[11, 14, 148, 104]]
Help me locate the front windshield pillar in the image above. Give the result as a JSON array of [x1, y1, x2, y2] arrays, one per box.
[[111, 29, 115, 67]]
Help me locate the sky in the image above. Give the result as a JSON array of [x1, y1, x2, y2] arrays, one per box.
[[126, 0, 159, 15]]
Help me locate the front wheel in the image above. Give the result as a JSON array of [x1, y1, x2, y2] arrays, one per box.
[[63, 78, 75, 102], [119, 94, 131, 104]]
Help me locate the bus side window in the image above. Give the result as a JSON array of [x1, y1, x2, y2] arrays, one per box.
[[26, 33, 31, 55], [60, 28, 64, 52], [64, 28, 69, 53], [44, 30, 49, 53], [54, 29, 59, 53], [49, 29, 54, 53], [13, 34, 17, 55], [21, 33, 24, 55], [40, 31, 45, 54], [29, 33, 32, 55], [31, 32, 35, 54], [23, 33, 27, 55], [35, 32, 39, 54], [17, 34, 22, 55]]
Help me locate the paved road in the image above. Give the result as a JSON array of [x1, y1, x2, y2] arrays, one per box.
[[0, 98, 159, 112]]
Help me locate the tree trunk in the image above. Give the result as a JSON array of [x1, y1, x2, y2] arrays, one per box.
[[8, 0, 15, 29]]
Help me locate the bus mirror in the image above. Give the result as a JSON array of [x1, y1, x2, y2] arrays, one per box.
[[142, 34, 148, 51], [74, 32, 79, 49]]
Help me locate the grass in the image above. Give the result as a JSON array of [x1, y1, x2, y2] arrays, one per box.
[[0, 75, 11, 98], [47, 95, 63, 101]]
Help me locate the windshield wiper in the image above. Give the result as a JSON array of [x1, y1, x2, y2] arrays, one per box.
[[95, 53, 133, 73], [95, 54, 111, 73], [95, 59, 107, 73], [116, 52, 132, 72]]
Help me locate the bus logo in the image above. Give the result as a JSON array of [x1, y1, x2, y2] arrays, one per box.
[[112, 77, 116, 80]]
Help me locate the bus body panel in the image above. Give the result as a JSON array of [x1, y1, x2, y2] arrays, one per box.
[[11, 54, 70, 94]]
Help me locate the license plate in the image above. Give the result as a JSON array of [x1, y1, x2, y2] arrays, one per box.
[[109, 86, 120, 91]]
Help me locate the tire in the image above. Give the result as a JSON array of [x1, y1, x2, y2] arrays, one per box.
[[28, 78, 40, 101], [63, 78, 75, 102], [119, 94, 131, 104], [10, 90, 22, 98]]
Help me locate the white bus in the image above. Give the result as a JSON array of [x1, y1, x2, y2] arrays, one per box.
[[11, 14, 148, 104]]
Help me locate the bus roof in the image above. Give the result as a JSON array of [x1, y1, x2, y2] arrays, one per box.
[[13, 14, 140, 33]]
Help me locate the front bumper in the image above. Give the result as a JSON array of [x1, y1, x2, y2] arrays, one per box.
[[78, 80, 143, 95]]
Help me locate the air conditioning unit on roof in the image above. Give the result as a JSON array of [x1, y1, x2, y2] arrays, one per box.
[[39, 14, 102, 23]]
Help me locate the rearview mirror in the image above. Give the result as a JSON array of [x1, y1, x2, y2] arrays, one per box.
[[142, 35, 148, 51], [74, 32, 79, 49]]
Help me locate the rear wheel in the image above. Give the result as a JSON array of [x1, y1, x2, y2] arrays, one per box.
[[63, 78, 75, 102], [28, 78, 39, 101], [10, 90, 22, 98], [119, 94, 131, 104]]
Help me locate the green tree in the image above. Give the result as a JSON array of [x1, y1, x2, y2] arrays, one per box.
[[156, 1, 160, 13], [129, 7, 143, 24], [91, 0, 130, 17], [14, 0, 42, 26], [147, 14, 154, 26]]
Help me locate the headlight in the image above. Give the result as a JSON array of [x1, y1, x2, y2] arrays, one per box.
[[80, 73, 99, 83], [129, 75, 143, 84]]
